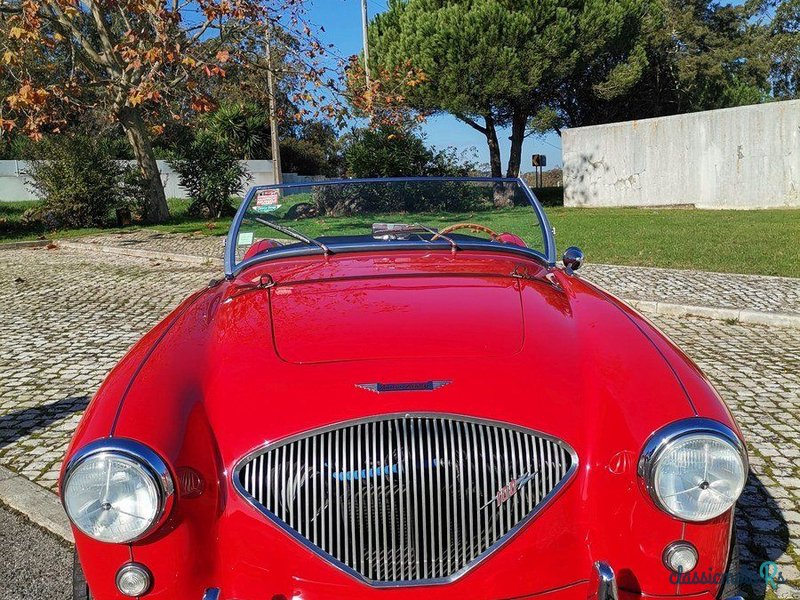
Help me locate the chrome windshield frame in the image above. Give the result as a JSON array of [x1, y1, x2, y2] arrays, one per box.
[[224, 177, 557, 278]]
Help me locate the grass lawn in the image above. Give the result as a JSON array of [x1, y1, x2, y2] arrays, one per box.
[[2, 197, 798, 277]]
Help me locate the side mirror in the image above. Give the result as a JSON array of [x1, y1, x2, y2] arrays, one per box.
[[562, 246, 585, 274]]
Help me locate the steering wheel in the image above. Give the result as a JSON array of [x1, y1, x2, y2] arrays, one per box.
[[430, 222, 501, 241]]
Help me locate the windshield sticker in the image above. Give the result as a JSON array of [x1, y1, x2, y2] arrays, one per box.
[[237, 231, 254, 246], [253, 189, 281, 213]]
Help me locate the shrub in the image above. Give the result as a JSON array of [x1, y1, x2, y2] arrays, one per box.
[[512, 184, 563, 207], [119, 168, 150, 219], [281, 137, 342, 177], [521, 169, 563, 188], [312, 180, 491, 217], [312, 127, 479, 216], [169, 134, 251, 219], [344, 126, 472, 179], [25, 136, 128, 229]]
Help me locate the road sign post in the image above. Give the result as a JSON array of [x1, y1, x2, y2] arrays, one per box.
[[531, 155, 547, 188]]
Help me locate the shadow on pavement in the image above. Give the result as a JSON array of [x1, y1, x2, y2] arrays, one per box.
[[734, 472, 793, 599], [0, 396, 89, 448]]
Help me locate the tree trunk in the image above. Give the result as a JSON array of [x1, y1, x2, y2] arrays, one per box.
[[118, 107, 170, 223], [455, 113, 502, 178], [455, 112, 509, 206], [483, 114, 502, 178], [505, 108, 527, 178]]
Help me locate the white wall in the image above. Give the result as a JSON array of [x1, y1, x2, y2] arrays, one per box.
[[562, 99, 800, 209], [0, 159, 323, 201]]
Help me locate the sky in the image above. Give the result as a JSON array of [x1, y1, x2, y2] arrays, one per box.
[[304, 0, 564, 172]]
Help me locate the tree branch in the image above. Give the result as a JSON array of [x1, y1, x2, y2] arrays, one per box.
[[455, 114, 487, 134], [41, 2, 110, 71]]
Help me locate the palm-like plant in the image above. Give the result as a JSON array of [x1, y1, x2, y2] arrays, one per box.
[[205, 103, 270, 160]]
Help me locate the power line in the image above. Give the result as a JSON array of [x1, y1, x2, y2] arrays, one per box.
[[538, 138, 562, 152], [369, 0, 389, 12]]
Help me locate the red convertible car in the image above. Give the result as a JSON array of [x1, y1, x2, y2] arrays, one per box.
[[60, 178, 748, 600]]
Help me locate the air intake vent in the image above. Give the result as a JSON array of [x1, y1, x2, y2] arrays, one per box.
[[236, 415, 575, 585]]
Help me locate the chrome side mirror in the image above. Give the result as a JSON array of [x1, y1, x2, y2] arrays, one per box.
[[562, 246, 585, 274]]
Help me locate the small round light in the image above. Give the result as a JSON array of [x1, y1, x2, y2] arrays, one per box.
[[116, 563, 152, 597], [663, 542, 698, 573]]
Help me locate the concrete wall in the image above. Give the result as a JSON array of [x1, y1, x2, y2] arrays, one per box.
[[0, 159, 323, 201], [562, 99, 800, 209]]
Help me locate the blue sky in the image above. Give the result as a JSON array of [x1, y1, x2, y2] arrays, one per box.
[[305, 0, 564, 171]]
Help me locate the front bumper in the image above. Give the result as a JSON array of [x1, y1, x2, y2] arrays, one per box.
[[196, 562, 744, 600]]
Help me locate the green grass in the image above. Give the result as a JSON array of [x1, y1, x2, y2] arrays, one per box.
[[2, 196, 798, 277]]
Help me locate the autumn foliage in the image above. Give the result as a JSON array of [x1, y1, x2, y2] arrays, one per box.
[[345, 55, 429, 128], [0, 0, 334, 221]]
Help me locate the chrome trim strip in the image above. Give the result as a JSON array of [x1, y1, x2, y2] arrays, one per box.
[[588, 561, 619, 600], [61, 438, 175, 543], [638, 417, 749, 521], [224, 176, 557, 277], [231, 413, 578, 589]]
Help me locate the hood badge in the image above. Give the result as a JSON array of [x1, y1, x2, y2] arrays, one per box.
[[356, 380, 451, 394], [482, 472, 539, 510]]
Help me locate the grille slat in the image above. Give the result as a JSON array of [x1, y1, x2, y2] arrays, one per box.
[[239, 416, 573, 585]]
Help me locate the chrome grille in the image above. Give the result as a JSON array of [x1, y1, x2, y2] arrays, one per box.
[[237, 415, 575, 585]]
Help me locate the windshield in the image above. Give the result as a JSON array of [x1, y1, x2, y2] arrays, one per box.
[[224, 177, 555, 277]]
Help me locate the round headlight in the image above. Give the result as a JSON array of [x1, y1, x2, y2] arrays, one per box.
[[640, 419, 747, 522], [62, 440, 173, 543]]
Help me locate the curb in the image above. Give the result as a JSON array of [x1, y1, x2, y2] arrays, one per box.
[[0, 465, 73, 544], [626, 299, 800, 329], [0, 239, 52, 251], [56, 240, 217, 267], [590, 262, 800, 284]]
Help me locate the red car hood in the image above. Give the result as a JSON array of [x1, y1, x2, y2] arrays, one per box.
[[111, 251, 697, 471]]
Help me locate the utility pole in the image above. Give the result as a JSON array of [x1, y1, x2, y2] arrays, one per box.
[[360, 0, 371, 89], [265, 23, 283, 186]]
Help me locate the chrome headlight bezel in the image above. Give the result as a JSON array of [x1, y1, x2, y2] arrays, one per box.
[[61, 439, 175, 543], [638, 418, 748, 522]]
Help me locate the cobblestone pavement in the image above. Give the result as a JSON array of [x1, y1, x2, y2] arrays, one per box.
[[657, 316, 800, 598], [75, 229, 226, 260], [0, 244, 798, 597], [582, 264, 800, 316], [0, 246, 216, 489]]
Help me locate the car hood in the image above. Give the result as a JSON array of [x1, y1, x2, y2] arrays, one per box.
[[270, 275, 524, 363], [111, 252, 698, 471]]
